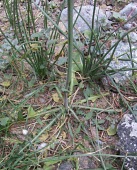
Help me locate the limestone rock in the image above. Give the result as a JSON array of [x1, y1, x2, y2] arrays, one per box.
[[120, 3, 137, 19], [58, 161, 73, 170], [117, 105, 137, 170], [58, 152, 96, 170], [61, 5, 108, 34], [105, 41, 137, 83]]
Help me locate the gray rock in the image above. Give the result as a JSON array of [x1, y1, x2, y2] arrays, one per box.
[[74, 152, 96, 169], [105, 41, 137, 83], [60, 4, 137, 84], [120, 3, 137, 19], [34, 0, 40, 5], [58, 152, 96, 170], [89, 0, 94, 5], [123, 23, 134, 30], [117, 105, 137, 170], [105, 11, 113, 19], [0, 59, 9, 70], [61, 5, 108, 34], [123, 32, 137, 43], [58, 161, 73, 170]]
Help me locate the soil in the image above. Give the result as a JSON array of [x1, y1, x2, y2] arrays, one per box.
[[0, 0, 136, 170]]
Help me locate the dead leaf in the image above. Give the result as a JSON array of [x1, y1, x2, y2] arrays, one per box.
[[52, 93, 60, 103], [30, 43, 39, 52], [39, 132, 49, 142], [61, 131, 67, 139], [0, 95, 7, 101], [0, 81, 11, 87]]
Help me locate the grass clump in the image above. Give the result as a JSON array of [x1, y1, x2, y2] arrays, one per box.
[[1, 0, 65, 79]]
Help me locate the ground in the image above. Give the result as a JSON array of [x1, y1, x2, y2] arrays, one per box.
[[0, 0, 137, 170]]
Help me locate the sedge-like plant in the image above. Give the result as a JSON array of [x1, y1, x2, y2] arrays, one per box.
[[72, 0, 137, 81], [2, 0, 67, 79]]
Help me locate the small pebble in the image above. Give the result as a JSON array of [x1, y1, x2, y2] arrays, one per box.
[[37, 142, 47, 150], [22, 129, 28, 135]]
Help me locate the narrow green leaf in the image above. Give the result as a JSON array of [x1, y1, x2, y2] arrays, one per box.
[[28, 105, 37, 118]]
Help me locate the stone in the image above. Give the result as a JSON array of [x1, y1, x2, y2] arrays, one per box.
[[117, 105, 137, 170], [60, 5, 109, 35], [37, 142, 47, 151], [123, 23, 134, 30], [105, 11, 113, 19], [58, 152, 96, 170], [89, 0, 94, 5], [123, 32, 137, 43], [0, 59, 9, 71], [120, 3, 137, 19], [105, 41, 137, 84], [60, 4, 137, 84], [58, 161, 73, 170], [74, 152, 96, 169]]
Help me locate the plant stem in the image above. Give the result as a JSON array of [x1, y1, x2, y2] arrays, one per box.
[[64, 0, 74, 109]]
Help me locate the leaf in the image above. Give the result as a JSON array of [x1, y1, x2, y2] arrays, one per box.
[[4, 74, 12, 80], [83, 86, 93, 98], [0, 81, 11, 87], [37, 118, 43, 125], [70, 71, 78, 95], [39, 132, 49, 142], [79, 82, 84, 89], [2, 137, 22, 144], [18, 111, 25, 121], [72, 71, 78, 86], [28, 105, 37, 118], [56, 40, 68, 47], [72, 52, 83, 72], [77, 93, 109, 104], [84, 30, 91, 39], [30, 43, 40, 51], [61, 88, 69, 92], [12, 38, 18, 46], [0, 117, 9, 126], [85, 111, 93, 120], [98, 119, 105, 124], [52, 93, 60, 103], [44, 160, 60, 169], [56, 57, 67, 66], [76, 41, 84, 50], [61, 131, 67, 139], [0, 95, 7, 101], [28, 79, 36, 88], [49, 1, 57, 9], [55, 40, 68, 59], [31, 32, 44, 39], [98, 125, 104, 131], [112, 12, 126, 22], [107, 124, 117, 136], [47, 39, 57, 46], [2, 43, 11, 50], [83, 86, 93, 102], [112, 12, 121, 19], [68, 122, 74, 138], [75, 124, 81, 135]]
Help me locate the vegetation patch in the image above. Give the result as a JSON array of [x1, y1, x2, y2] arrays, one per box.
[[0, 0, 137, 169]]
